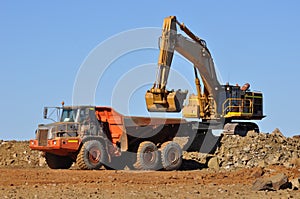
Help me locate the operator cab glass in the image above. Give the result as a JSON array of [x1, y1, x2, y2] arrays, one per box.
[[60, 109, 78, 122], [60, 107, 98, 124]]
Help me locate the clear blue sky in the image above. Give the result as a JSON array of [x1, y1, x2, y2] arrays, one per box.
[[1, 0, 299, 140]]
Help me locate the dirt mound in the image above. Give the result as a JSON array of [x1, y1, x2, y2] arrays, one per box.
[[182, 129, 300, 170], [214, 129, 300, 169], [0, 140, 44, 168]]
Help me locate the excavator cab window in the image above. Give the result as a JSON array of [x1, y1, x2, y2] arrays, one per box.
[[225, 86, 241, 99], [223, 86, 242, 114]]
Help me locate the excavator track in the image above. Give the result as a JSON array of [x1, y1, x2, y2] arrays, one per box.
[[223, 122, 259, 136]]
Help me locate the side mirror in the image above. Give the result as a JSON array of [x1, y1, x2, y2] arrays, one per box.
[[43, 107, 48, 119]]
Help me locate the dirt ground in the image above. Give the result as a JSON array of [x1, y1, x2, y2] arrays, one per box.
[[1, 140, 300, 198], [0, 165, 300, 199]]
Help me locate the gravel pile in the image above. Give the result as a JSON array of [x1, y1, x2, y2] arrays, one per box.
[[214, 129, 300, 169], [182, 129, 300, 170]]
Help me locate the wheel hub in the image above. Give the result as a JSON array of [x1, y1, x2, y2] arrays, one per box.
[[89, 147, 101, 164], [168, 148, 179, 164], [143, 147, 155, 164]]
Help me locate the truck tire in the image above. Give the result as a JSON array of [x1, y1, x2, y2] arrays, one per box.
[[134, 141, 160, 170], [76, 140, 107, 170], [45, 153, 73, 169], [160, 141, 182, 171]]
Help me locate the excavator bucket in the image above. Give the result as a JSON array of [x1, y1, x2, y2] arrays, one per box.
[[145, 89, 188, 112]]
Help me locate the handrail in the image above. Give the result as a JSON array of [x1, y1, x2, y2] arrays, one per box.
[[222, 98, 253, 117]]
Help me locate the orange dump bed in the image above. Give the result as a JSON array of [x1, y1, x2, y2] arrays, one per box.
[[95, 106, 187, 144]]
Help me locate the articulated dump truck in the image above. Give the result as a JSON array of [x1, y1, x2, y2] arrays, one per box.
[[30, 105, 215, 170]]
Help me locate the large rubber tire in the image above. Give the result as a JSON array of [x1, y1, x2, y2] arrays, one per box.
[[45, 153, 73, 169], [76, 140, 107, 170], [160, 141, 182, 171], [134, 141, 160, 170]]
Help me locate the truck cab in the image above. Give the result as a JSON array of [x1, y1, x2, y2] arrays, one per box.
[[36, 106, 101, 141], [29, 106, 106, 169]]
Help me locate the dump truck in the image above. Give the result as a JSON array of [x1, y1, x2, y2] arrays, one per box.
[[30, 16, 265, 170], [30, 105, 198, 170]]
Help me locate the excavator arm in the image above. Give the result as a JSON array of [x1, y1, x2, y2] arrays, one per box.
[[146, 16, 221, 118], [145, 16, 187, 113]]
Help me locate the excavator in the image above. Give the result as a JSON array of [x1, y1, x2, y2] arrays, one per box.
[[146, 16, 265, 135]]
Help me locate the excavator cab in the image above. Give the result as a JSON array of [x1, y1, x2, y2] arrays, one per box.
[[221, 85, 264, 120]]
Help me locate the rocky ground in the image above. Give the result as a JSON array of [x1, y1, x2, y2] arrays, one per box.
[[1, 129, 300, 198], [184, 128, 300, 170]]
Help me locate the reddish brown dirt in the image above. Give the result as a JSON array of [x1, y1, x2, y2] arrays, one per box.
[[1, 166, 300, 199], [1, 140, 300, 198]]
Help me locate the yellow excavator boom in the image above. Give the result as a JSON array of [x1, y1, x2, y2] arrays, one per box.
[[146, 16, 220, 116]]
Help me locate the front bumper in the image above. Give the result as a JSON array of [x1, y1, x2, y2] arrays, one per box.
[[29, 138, 81, 155]]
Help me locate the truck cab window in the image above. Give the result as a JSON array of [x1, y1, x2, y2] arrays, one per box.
[[61, 109, 77, 122]]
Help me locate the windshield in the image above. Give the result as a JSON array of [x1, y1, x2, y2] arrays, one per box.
[[60, 107, 97, 123], [60, 109, 78, 122]]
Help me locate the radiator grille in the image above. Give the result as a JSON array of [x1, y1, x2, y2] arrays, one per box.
[[38, 129, 48, 146]]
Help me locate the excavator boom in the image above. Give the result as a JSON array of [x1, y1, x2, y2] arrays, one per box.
[[146, 16, 220, 115]]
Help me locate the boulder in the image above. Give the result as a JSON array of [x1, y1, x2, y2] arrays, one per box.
[[269, 173, 290, 190], [252, 178, 273, 191], [251, 173, 290, 191], [207, 156, 219, 170]]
